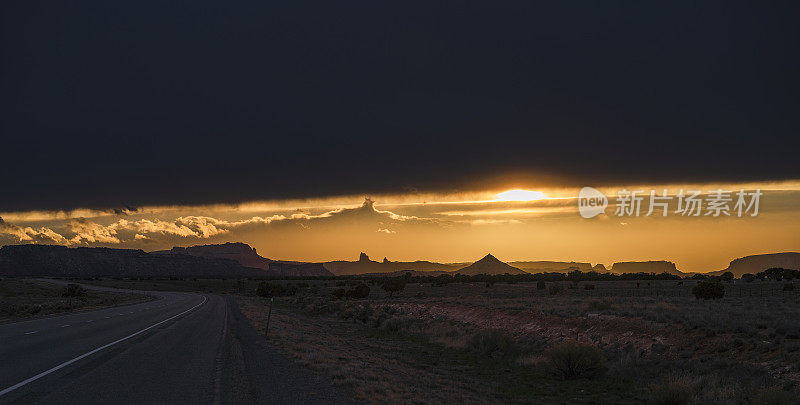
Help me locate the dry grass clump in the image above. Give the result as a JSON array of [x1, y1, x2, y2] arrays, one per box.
[[647, 369, 799, 405], [338, 303, 374, 323], [468, 329, 518, 358], [585, 299, 615, 312], [649, 373, 694, 405], [543, 341, 605, 380], [379, 316, 414, 333], [752, 385, 796, 405]]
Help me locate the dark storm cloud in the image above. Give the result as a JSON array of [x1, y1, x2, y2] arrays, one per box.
[[1, 1, 798, 211]]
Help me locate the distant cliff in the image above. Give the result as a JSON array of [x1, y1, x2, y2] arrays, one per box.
[[156, 242, 333, 277], [266, 261, 333, 277], [323, 252, 461, 275], [167, 242, 263, 267], [324, 254, 604, 276], [510, 261, 594, 273], [0, 244, 266, 277], [610, 261, 683, 275], [716, 252, 800, 277]]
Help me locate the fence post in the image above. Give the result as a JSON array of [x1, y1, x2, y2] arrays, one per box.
[[265, 297, 274, 338]]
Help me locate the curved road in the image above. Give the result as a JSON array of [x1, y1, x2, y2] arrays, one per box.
[[0, 283, 347, 404]]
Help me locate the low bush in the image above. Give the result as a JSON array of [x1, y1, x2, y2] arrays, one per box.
[[692, 280, 725, 300], [330, 283, 370, 299], [256, 281, 284, 297], [468, 329, 518, 358], [346, 283, 370, 299], [340, 303, 373, 323], [284, 284, 299, 296], [536, 280, 546, 290], [62, 283, 86, 298], [378, 304, 403, 316], [583, 284, 595, 290], [544, 341, 605, 380], [548, 282, 563, 296], [381, 278, 406, 297], [783, 283, 794, 291], [586, 300, 615, 312]]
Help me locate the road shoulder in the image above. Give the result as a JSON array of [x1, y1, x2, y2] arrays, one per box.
[[224, 295, 350, 404]]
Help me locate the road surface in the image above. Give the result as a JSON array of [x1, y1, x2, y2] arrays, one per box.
[[0, 282, 347, 404]]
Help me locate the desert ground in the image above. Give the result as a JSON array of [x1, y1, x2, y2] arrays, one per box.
[[0, 278, 151, 323], [70, 277, 800, 404]]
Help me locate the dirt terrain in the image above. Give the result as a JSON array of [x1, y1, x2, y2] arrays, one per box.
[[0, 278, 151, 322], [239, 279, 800, 404]]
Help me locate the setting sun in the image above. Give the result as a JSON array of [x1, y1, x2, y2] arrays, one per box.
[[495, 189, 546, 201]]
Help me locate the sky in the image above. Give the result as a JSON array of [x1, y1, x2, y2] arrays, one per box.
[[1, 1, 798, 272]]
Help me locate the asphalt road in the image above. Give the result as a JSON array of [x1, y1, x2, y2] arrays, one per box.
[[0, 283, 347, 404]]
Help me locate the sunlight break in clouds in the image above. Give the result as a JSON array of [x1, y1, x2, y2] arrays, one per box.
[[495, 189, 546, 201]]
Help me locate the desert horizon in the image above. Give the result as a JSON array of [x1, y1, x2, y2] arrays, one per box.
[[2, 1, 798, 403], [3, 183, 799, 273], [4, 239, 798, 277]]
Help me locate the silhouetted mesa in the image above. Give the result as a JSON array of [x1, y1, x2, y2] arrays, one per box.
[[610, 261, 685, 276], [154, 242, 333, 277], [455, 254, 527, 276], [327, 255, 606, 276], [0, 244, 266, 278], [510, 261, 594, 273], [323, 252, 461, 275], [711, 252, 800, 277]]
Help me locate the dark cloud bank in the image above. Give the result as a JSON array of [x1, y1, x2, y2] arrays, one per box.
[[2, 1, 798, 211]]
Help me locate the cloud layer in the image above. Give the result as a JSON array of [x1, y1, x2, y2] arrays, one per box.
[[0, 198, 424, 248], [2, 190, 799, 272]]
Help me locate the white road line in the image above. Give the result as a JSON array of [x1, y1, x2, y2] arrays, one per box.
[[24, 331, 38, 335], [60, 325, 70, 328], [0, 295, 207, 398]]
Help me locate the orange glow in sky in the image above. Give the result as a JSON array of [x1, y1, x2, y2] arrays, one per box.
[[1, 182, 799, 272]]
